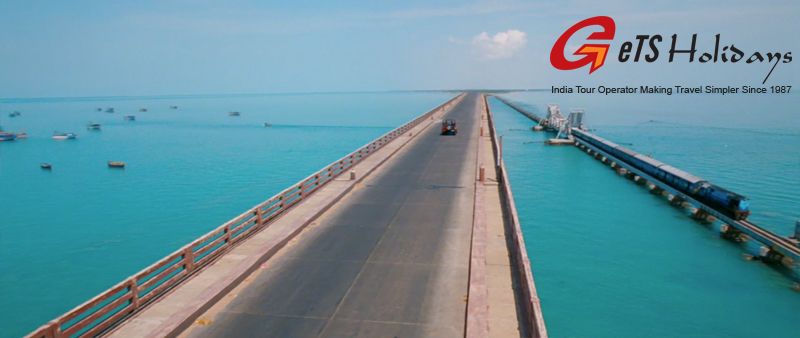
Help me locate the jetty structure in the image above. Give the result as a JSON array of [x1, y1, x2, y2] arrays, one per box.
[[494, 96, 800, 277], [26, 93, 547, 338]]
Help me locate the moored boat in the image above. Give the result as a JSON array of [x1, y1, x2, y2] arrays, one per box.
[[108, 161, 126, 168], [52, 132, 77, 140], [264, 122, 272, 127], [15, 132, 28, 139], [139, 108, 148, 112], [105, 107, 115, 113], [87, 122, 102, 130], [40, 163, 52, 170], [0, 132, 17, 142], [124, 115, 136, 121], [228, 111, 241, 116]]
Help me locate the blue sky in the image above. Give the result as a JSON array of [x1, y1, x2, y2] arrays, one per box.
[[0, 0, 797, 97]]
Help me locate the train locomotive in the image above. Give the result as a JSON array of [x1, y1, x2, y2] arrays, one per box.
[[572, 129, 750, 220]]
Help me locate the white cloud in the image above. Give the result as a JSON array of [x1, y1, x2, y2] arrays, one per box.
[[471, 29, 527, 59]]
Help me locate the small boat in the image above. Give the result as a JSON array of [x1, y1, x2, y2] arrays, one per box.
[[41, 163, 52, 170], [124, 115, 136, 121], [87, 122, 102, 130], [9, 111, 21, 117], [170, 105, 179, 110], [96, 108, 103, 112], [0, 132, 17, 142], [264, 122, 272, 127], [15, 132, 28, 139], [108, 161, 126, 168], [52, 132, 77, 140], [105, 108, 115, 113], [228, 111, 241, 116], [139, 108, 148, 112]]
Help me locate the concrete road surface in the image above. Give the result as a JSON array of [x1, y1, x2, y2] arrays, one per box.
[[185, 93, 481, 337]]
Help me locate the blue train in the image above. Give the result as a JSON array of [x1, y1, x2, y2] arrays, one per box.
[[572, 129, 750, 220]]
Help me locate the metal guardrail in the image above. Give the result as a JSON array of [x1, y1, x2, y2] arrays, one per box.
[[483, 95, 548, 338], [26, 93, 465, 338]]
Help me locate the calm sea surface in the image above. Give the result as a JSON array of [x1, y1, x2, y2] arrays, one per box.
[[0, 92, 451, 337], [489, 92, 799, 338]]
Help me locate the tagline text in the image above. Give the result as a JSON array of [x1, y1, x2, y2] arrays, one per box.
[[551, 85, 792, 95]]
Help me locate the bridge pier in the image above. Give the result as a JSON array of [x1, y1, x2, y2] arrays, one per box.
[[669, 195, 685, 207], [758, 246, 786, 264], [720, 223, 746, 242], [688, 207, 717, 223]]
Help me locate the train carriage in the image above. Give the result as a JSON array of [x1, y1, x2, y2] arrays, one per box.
[[572, 129, 750, 220]]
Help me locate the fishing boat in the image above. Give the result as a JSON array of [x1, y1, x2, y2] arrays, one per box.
[[87, 122, 102, 130], [228, 111, 241, 116], [40, 163, 52, 170], [52, 132, 77, 140], [104, 107, 115, 113], [124, 115, 136, 121], [108, 161, 126, 168], [0, 132, 17, 142]]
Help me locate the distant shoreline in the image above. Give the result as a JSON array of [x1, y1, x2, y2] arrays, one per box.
[[0, 89, 541, 103]]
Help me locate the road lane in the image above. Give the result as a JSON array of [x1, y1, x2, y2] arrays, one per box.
[[185, 93, 481, 337]]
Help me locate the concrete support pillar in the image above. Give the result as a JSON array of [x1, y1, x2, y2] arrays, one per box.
[[479, 166, 485, 182], [350, 171, 356, 180], [692, 208, 718, 223]]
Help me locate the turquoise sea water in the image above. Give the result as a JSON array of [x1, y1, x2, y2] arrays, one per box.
[[489, 93, 799, 338], [0, 92, 451, 337]]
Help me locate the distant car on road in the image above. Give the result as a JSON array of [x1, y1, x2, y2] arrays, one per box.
[[441, 119, 457, 135]]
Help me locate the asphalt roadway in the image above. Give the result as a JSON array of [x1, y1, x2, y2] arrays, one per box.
[[185, 93, 481, 338]]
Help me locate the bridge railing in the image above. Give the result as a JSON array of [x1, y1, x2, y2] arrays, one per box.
[[484, 95, 548, 338], [26, 93, 464, 338]]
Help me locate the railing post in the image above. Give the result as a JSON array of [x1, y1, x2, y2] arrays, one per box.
[[184, 247, 195, 272], [254, 208, 263, 226], [224, 223, 232, 243], [41, 320, 60, 338], [129, 278, 140, 310]]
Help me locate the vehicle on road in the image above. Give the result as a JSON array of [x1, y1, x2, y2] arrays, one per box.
[[441, 119, 457, 135]]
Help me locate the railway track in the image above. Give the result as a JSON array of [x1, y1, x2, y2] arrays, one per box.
[[737, 220, 800, 257]]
